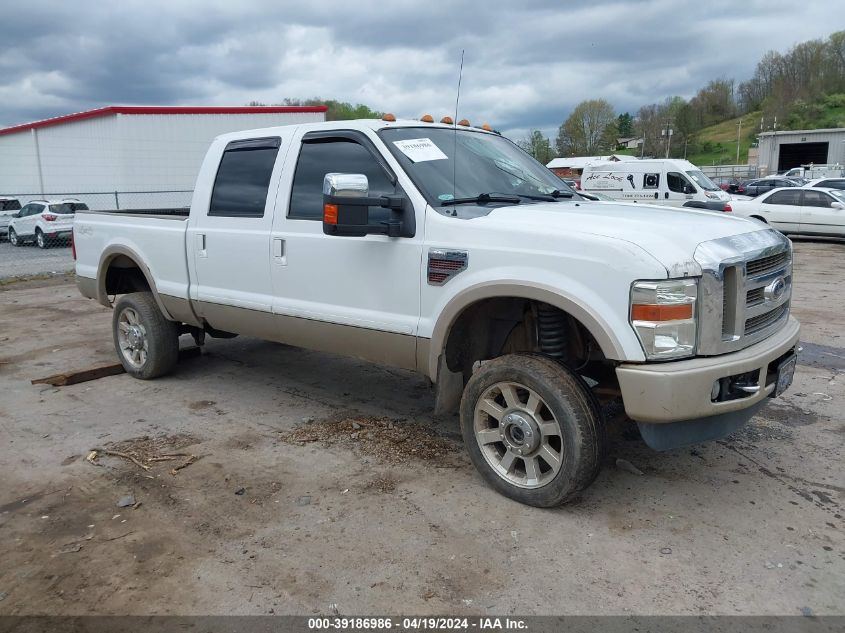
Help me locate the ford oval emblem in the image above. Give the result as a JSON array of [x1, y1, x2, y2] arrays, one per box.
[[764, 277, 787, 302]]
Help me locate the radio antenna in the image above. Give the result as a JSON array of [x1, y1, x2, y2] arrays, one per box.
[[452, 49, 464, 208]]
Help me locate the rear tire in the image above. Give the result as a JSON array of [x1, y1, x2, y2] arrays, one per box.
[[36, 229, 48, 249], [460, 353, 605, 507], [112, 292, 180, 379], [9, 228, 21, 247]]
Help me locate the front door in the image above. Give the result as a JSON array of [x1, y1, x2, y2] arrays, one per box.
[[664, 172, 695, 207], [800, 189, 845, 236], [269, 130, 423, 369]]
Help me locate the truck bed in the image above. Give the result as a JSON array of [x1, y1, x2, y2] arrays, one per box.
[[74, 210, 191, 302]]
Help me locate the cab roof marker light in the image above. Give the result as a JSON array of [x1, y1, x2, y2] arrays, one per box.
[[420, 114, 434, 123], [382, 113, 396, 122], [440, 116, 454, 124], [458, 119, 470, 127]]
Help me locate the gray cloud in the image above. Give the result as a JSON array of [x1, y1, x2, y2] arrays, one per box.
[[0, 0, 837, 143]]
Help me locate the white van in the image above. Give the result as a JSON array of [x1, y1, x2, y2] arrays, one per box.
[[580, 159, 731, 210]]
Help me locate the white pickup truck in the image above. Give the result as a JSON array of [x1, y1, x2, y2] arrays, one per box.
[[74, 116, 800, 507]]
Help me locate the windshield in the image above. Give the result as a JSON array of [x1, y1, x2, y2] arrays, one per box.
[[830, 190, 845, 202], [685, 170, 720, 191], [378, 127, 575, 206]]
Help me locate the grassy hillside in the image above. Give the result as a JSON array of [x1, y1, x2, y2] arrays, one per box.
[[685, 112, 761, 167]]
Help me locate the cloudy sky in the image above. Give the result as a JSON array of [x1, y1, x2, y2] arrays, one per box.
[[0, 0, 837, 141]]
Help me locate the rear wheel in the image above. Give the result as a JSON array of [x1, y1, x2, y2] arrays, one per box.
[[36, 229, 48, 249], [9, 228, 21, 247], [460, 353, 605, 507], [112, 292, 180, 379]]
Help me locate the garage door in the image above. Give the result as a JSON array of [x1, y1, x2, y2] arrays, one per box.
[[778, 142, 829, 171]]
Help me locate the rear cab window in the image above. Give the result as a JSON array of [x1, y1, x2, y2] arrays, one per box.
[[209, 137, 281, 218], [0, 199, 21, 211]]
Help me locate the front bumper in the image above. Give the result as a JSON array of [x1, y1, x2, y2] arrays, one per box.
[[616, 316, 800, 424]]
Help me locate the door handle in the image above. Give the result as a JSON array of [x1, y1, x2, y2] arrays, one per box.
[[196, 233, 207, 258], [273, 237, 287, 265]]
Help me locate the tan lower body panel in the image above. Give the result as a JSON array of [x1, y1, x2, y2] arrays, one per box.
[[197, 301, 420, 372]]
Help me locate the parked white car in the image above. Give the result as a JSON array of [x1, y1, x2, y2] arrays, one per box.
[[730, 187, 845, 236], [8, 199, 88, 248], [0, 197, 22, 239], [803, 177, 845, 191]]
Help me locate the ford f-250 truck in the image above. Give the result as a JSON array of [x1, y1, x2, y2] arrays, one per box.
[[74, 116, 800, 507]]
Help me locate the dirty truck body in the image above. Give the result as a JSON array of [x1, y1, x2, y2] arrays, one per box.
[[74, 119, 800, 506]]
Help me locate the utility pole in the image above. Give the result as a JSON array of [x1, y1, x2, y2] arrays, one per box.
[[662, 125, 673, 159], [736, 118, 743, 164]]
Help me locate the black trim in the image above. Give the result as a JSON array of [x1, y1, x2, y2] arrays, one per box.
[[300, 129, 396, 185], [225, 137, 281, 151]]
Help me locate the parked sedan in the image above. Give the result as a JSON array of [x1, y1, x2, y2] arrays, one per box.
[[735, 177, 800, 197], [8, 199, 88, 248], [804, 177, 845, 190], [730, 187, 845, 237], [0, 197, 22, 239]]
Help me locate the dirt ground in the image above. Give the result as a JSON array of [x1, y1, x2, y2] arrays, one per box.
[[0, 240, 843, 616]]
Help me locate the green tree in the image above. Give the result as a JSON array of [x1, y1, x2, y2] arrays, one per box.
[[556, 99, 617, 156], [517, 130, 555, 164], [616, 112, 634, 138]]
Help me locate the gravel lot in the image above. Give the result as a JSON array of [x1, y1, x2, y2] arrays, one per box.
[[0, 240, 74, 279], [0, 240, 842, 616]]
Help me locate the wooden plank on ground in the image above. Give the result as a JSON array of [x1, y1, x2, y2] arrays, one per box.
[[31, 347, 202, 386]]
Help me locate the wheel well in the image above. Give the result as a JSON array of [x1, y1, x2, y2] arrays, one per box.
[[442, 297, 607, 383], [751, 215, 767, 223], [104, 255, 151, 296]]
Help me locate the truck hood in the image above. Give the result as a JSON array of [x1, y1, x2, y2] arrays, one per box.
[[484, 201, 764, 277]]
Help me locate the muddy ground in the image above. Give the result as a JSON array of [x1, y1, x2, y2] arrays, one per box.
[[0, 240, 842, 616]]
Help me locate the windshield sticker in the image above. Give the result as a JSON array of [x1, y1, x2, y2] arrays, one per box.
[[393, 138, 448, 163]]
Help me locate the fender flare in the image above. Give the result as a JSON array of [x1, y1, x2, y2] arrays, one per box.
[[96, 245, 175, 321], [426, 281, 628, 379]]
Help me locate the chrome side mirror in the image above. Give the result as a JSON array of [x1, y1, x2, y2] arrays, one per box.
[[323, 173, 369, 199]]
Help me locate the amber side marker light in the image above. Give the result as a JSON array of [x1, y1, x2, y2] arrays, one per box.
[[382, 113, 396, 122], [323, 203, 338, 224], [631, 304, 693, 321]]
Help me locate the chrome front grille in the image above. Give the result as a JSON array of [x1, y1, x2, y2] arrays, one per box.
[[695, 230, 792, 356], [745, 304, 789, 335], [746, 252, 789, 277], [746, 287, 764, 306]]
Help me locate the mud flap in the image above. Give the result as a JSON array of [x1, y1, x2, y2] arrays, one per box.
[[636, 401, 766, 451]]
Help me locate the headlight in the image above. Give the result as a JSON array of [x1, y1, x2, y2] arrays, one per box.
[[630, 278, 698, 360]]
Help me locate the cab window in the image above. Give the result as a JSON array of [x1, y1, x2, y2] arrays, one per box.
[[667, 172, 695, 194], [289, 139, 398, 221]]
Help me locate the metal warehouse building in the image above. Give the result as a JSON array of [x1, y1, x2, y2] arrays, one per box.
[[0, 105, 327, 208], [757, 127, 845, 174]]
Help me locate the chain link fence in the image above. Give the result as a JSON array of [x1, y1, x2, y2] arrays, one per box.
[[1, 190, 192, 251], [6, 190, 193, 211], [699, 165, 762, 183]]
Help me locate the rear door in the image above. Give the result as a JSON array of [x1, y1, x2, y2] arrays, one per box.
[[268, 129, 423, 368], [20, 204, 43, 236], [187, 133, 292, 319], [800, 189, 845, 236], [758, 189, 802, 232]]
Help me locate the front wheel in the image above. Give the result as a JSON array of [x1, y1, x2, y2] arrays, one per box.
[[460, 353, 606, 507], [9, 228, 21, 247], [112, 292, 180, 379]]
